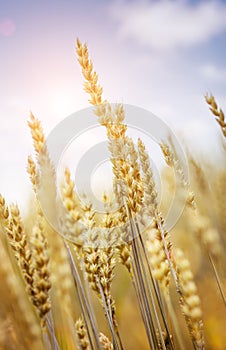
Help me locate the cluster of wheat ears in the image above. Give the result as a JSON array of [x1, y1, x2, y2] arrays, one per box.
[[0, 39, 225, 350]]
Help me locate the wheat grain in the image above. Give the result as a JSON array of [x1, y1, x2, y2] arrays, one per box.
[[99, 332, 113, 350]]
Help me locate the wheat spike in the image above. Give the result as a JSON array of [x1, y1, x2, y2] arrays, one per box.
[[76, 38, 104, 107], [75, 317, 91, 350], [205, 94, 226, 137], [191, 212, 222, 259], [60, 167, 84, 245], [30, 217, 51, 327], [174, 249, 204, 350], [0, 240, 42, 349], [146, 221, 170, 294]]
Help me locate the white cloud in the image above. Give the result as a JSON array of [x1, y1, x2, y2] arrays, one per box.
[[111, 0, 226, 51], [199, 63, 226, 82]]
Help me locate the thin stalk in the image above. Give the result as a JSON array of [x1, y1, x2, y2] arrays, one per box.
[[136, 221, 175, 350], [106, 297, 124, 350], [43, 329, 52, 350], [153, 218, 197, 350], [81, 260, 101, 335], [46, 315, 61, 350], [131, 237, 157, 345], [131, 260, 155, 349], [65, 242, 101, 350], [96, 279, 120, 350], [166, 299, 187, 350], [131, 234, 157, 348], [128, 208, 160, 349], [133, 222, 167, 350], [208, 253, 226, 306]]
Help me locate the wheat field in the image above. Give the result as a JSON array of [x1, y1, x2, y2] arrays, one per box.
[[0, 39, 225, 350]]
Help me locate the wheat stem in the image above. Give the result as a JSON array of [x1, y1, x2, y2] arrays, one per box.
[[208, 253, 226, 306], [65, 242, 101, 350]]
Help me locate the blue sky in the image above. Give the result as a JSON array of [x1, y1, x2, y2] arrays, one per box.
[[1, 0, 226, 209]]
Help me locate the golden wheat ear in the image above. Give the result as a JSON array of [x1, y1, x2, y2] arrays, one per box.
[[205, 94, 226, 137], [0, 239, 43, 350], [76, 38, 103, 106], [75, 317, 91, 350], [173, 249, 205, 350]]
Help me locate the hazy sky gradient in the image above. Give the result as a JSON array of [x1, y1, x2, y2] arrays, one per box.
[[1, 0, 226, 210]]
